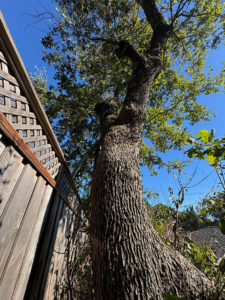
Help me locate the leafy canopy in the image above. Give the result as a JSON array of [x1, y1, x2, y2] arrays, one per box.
[[36, 0, 225, 182]]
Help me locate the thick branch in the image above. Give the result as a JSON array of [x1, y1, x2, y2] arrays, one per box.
[[115, 40, 145, 63], [136, 0, 167, 30], [136, 0, 172, 51]]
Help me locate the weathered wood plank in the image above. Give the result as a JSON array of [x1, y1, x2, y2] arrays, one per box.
[[24, 192, 63, 300], [0, 104, 35, 118], [41, 168, 77, 299], [51, 163, 61, 178], [37, 150, 55, 162], [43, 157, 58, 168], [0, 69, 19, 85], [12, 183, 53, 300], [0, 176, 47, 299], [0, 87, 28, 103], [44, 203, 70, 300], [39, 196, 65, 300], [24, 134, 47, 144], [3, 78, 10, 90], [1, 61, 8, 73], [0, 145, 24, 216], [32, 144, 52, 155], [13, 124, 42, 130], [0, 164, 37, 280], [45, 161, 60, 178], [0, 134, 5, 155], [0, 51, 7, 64]]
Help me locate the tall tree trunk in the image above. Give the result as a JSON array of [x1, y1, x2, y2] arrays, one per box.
[[90, 1, 216, 299]]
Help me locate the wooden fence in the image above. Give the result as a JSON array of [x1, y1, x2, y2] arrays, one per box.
[[0, 11, 84, 299]]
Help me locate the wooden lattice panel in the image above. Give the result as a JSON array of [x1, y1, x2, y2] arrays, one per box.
[[0, 50, 61, 178], [57, 169, 78, 205]]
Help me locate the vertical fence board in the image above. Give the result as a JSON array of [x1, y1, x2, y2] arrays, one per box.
[[24, 191, 63, 300], [0, 176, 46, 299], [44, 202, 69, 299], [0, 164, 37, 280], [0, 144, 24, 216], [13, 184, 53, 300]]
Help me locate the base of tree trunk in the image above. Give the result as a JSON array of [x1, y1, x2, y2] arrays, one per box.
[[90, 128, 216, 299]]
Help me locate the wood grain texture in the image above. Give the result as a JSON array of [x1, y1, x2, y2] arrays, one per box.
[[0, 144, 24, 216], [31, 144, 52, 154], [24, 192, 63, 300], [39, 197, 65, 299], [0, 86, 28, 104], [0, 164, 37, 280], [0, 105, 35, 118], [0, 135, 5, 155], [24, 134, 47, 143], [0, 50, 7, 64], [13, 124, 42, 131], [0, 176, 47, 299], [12, 184, 53, 300], [43, 202, 68, 300]]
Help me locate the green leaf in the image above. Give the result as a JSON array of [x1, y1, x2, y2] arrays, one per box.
[[196, 130, 210, 143], [205, 155, 217, 166], [208, 129, 215, 143]]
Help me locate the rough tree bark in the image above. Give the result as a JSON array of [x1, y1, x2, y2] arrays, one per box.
[[90, 1, 216, 299]]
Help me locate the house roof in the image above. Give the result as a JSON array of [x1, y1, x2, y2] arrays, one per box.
[[189, 226, 225, 258]]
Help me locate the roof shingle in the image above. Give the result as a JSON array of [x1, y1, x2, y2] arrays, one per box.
[[189, 226, 225, 258]]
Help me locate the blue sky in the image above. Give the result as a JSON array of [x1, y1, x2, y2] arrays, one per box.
[[1, 0, 56, 78], [1, 1, 225, 209]]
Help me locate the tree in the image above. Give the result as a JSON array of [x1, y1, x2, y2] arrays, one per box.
[[187, 129, 225, 234], [38, 0, 225, 298], [179, 206, 216, 232], [39, 0, 225, 181]]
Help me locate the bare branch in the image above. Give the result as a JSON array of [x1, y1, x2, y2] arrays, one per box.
[[172, 0, 191, 24], [169, 0, 174, 21], [216, 168, 225, 190], [22, 12, 56, 31]]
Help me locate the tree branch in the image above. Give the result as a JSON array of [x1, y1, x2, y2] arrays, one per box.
[[136, 0, 168, 30], [136, 0, 172, 51], [115, 40, 144, 63], [172, 0, 190, 24]]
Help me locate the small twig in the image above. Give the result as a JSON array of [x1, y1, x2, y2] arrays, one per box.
[[216, 168, 225, 190]]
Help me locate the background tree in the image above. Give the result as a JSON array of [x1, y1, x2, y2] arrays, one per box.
[[179, 206, 216, 231], [36, 0, 225, 298], [187, 129, 225, 234]]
